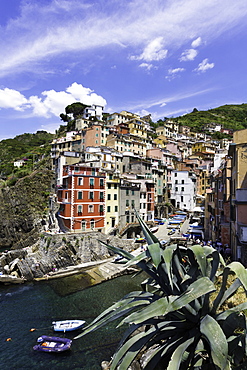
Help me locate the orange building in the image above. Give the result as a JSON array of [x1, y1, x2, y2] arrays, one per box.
[[57, 164, 106, 232]]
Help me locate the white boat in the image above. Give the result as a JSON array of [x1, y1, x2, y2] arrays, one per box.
[[52, 319, 85, 332]]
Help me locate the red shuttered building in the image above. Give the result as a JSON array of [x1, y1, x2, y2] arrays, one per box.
[[57, 165, 106, 232]]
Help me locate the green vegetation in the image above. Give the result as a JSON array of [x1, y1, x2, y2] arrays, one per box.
[[75, 213, 247, 369], [172, 104, 247, 132], [0, 131, 54, 181]]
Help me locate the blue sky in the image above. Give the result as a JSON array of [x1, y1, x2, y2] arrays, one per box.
[[0, 0, 247, 140]]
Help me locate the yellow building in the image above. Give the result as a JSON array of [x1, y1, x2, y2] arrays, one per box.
[[105, 173, 120, 233]]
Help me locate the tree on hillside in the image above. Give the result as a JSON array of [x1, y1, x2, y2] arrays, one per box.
[[65, 102, 89, 119]]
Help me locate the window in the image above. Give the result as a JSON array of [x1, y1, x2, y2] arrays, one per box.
[[99, 205, 104, 214], [175, 180, 178, 184], [114, 184, 117, 189], [181, 179, 184, 184], [100, 192, 104, 201], [78, 205, 83, 215], [78, 177, 83, 186], [88, 204, 94, 213], [174, 172, 177, 177], [107, 183, 111, 189], [100, 178, 104, 188], [115, 206, 118, 212], [90, 178, 94, 188], [126, 215, 130, 223], [109, 174, 113, 180], [107, 206, 111, 212], [75, 167, 79, 172], [181, 187, 184, 192], [107, 194, 111, 200], [81, 221, 86, 231], [131, 215, 134, 222], [126, 199, 129, 207], [132, 190, 135, 195], [90, 219, 95, 230], [126, 189, 129, 195], [89, 191, 94, 200], [131, 200, 135, 208], [114, 194, 117, 200], [78, 191, 83, 200], [181, 196, 183, 202], [175, 187, 178, 192]]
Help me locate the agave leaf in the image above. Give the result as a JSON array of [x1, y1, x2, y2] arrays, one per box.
[[99, 240, 134, 259], [74, 291, 154, 339], [211, 264, 233, 314], [167, 337, 194, 370], [124, 277, 215, 325], [209, 250, 220, 281], [215, 278, 242, 313], [110, 325, 159, 370], [147, 242, 162, 267], [135, 210, 160, 245], [162, 245, 178, 289], [124, 251, 148, 268], [227, 262, 247, 291], [190, 245, 208, 276], [200, 314, 230, 369], [216, 301, 247, 320]]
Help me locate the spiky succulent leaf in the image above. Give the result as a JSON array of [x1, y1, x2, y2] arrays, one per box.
[[135, 210, 160, 245], [200, 315, 230, 370], [123, 277, 215, 325], [167, 337, 195, 370]]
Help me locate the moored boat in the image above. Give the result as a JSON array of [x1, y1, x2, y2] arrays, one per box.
[[33, 335, 72, 353], [52, 319, 85, 332]]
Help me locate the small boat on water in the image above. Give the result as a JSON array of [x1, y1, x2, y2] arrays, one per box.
[[52, 319, 85, 332], [33, 335, 72, 353]]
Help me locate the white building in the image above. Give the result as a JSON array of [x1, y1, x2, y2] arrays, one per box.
[[170, 170, 197, 211]]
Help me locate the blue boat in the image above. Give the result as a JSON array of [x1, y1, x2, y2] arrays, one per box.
[[33, 335, 72, 353]]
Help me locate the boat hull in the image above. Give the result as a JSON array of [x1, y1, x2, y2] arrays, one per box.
[[52, 319, 85, 332]]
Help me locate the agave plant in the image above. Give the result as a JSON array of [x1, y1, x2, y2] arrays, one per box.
[[75, 213, 247, 369]]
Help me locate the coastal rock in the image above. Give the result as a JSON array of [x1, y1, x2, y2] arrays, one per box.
[[0, 232, 136, 281], [0, 168, 54, 250]]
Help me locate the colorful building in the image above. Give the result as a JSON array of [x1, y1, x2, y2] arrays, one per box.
[[57, 164, 106, 232]]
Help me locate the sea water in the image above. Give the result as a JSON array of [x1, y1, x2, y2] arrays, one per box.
[[0, 273, 145, 370]]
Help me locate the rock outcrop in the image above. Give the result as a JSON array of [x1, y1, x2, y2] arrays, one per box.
[[0, 232, 136, 281], [0, 167, 54, 250]]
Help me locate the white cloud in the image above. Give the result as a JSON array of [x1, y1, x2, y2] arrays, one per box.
[[139, 63, 154, 70], [0, 88, 28, 110], [130, 37, 168, 62], [191, 37, 202, 48], [180, 48, 198, 61], [168, 68, 185, 75], [0, 83, 107, 118], [165, 67, 185, 80], [194, 58, 215, 72]]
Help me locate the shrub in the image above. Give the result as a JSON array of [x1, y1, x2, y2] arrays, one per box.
[[75, 213, 247, 369]]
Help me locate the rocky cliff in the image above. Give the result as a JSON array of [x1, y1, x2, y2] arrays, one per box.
[[0, 232, 135, 281], [0, 167, 54, 250]]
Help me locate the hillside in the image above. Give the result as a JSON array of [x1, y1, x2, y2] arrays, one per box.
[[173, 103, 247, 132], [0, 131, 54, 182]]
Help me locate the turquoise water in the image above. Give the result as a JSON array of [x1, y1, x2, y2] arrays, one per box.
[[0, 273, 144, 370]]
